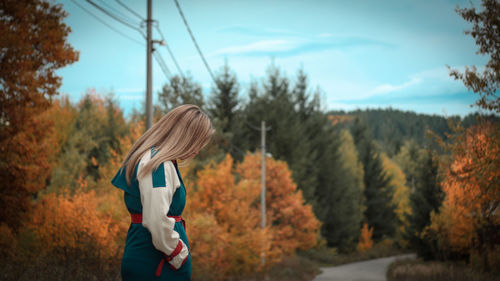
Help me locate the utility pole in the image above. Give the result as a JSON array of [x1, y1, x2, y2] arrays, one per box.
[[246, 120, 271, 265], [145, 0, 153, 130], [261, 120, 266, 265]]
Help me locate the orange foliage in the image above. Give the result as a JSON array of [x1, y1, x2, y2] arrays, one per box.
[[0, 0, 78, 231], [28, 190, 121, 261], [188, 154, 270, 278], [236, 153, 321, 255], [185, 153, 320, 279], [357, 223, 374, 252], [424, 121, 500, 266], [328, 115, 354, 126], [184, 213, 231, 280]]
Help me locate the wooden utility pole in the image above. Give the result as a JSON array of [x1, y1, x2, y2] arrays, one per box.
[[145, 0, 153, 129], [261, 120, 266, 265]]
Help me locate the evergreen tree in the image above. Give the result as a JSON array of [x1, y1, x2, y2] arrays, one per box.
[[351, 117, 397, 241], [103, 93, 128, 156], [407, 149, 443, 259], [207, 63, 243, 158], [243, 65, 316, 202], [158, 74, 204, 112], [395, 140, 423, 191], [317, 129, 364, 252]]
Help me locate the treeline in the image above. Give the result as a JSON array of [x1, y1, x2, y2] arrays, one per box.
[[143, 63, 444, 253], [1, 88, 321, 280], [329, 108, 498, 156], [147, 61, 499, 271], [2, 1, 498, 279]]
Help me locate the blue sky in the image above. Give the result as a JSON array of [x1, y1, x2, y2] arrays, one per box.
[[57, 0, 488, 118]]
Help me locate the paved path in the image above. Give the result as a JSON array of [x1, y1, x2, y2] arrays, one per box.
[[311, 254, 416, 281]]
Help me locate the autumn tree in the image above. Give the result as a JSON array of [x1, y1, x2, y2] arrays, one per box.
[[423, 121, 499, 270], [380, 153, 411, 247], [188, 154, 270, 279], [236, 153, 321, 257], [357, 223, 374, 252], [186, 153, 320, 279], [46, 90, 125, 192], [0, 0, 78, 231], [448, 0, 499, 112]]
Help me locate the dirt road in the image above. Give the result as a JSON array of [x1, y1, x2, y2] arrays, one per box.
[[311, 254, 416, 281]]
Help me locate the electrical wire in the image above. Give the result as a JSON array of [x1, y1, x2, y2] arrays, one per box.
[[115, 0, 145, 21], [113, 0, 184, 78], [173, 0, 216, 84], [70, 0, 144, 45], [96, 0, 141, 26], [154, 25, 185, 77], [153, 51, 172, 80], [85, 0, 146, 38]]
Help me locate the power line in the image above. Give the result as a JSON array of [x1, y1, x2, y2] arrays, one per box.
[[96, 0, 141, 25], [70, 0, 144, 45], [85, 0, 146, 38], [154, 25, 185, 77], [110, 0, 183, 80], [153, 51, 172, 79], [173, 0, 216, 84], [115, 0, 145, 21]]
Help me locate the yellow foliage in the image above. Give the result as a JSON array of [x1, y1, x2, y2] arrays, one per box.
[[381, 153, 411, 246]]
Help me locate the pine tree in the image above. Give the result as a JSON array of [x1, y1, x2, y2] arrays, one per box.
[[407, 149, 442, 259], [351, 117, 397, 241], [207, 63, 242, 158], [243, 64, 315, 200], [317, 129, 365, 252], [158, 74, 204, 112]]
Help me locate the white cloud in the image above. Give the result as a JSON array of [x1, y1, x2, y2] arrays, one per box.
[[369, 77, 422, 95], [210, 39, 302, 56]]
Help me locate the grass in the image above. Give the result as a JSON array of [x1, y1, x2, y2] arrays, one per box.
[[232, 255, 321, 281], [387, 258, 500, 281], [0, 240, 406, 281]]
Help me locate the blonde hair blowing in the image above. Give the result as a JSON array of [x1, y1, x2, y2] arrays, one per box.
[[121, 104, 214, 186]]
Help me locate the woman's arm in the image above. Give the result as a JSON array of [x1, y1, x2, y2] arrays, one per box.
[[138, 159, 189, 270]]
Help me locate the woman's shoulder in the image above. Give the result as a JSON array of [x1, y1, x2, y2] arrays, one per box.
[[150, 160, 180, 189], [111, 162, 141, 196]]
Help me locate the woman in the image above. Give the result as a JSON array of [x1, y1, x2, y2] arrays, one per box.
[[111, 104, 214, 281]]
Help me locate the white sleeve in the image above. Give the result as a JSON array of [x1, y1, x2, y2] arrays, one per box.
[[137, 154, 189, 270]]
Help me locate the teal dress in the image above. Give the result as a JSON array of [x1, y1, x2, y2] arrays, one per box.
[[111, 147, 192, 280]]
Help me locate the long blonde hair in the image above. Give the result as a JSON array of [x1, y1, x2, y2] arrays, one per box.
[[121, 104, 214, 186]]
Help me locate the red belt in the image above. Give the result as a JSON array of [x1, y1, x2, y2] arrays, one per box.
[[131, 213, 186, 230], [130, 213, 187, 276]]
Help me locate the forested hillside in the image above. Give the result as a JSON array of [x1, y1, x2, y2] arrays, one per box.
[[329, 109, 498, 156]]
